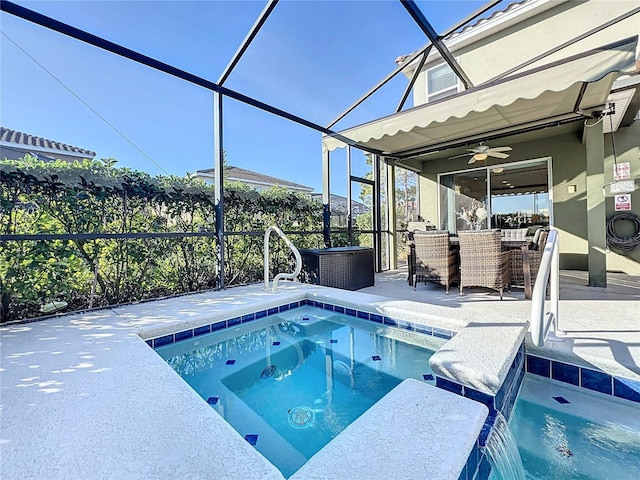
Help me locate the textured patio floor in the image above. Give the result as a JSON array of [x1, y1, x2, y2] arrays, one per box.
[[1, 269, 638, 479]]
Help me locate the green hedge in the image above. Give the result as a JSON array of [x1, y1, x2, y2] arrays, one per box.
[[1, 157, 323, 322]]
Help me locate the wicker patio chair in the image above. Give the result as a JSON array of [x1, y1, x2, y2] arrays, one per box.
[[521, 229, 550, 299], [412, 231, 459, 294], [458, 230, 510, 300], [509, 229, 548, 291]]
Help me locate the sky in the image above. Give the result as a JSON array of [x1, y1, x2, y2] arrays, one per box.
[[1, 0, 499, 195]]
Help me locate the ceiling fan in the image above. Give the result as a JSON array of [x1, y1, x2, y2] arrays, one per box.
[[450, 143, 512, 164]]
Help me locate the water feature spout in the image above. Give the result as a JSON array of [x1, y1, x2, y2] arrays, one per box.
[[483, 412, 525, 480]]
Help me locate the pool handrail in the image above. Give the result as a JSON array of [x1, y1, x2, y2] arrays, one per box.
[[530, 228, 562, 347], [264, 226, 302, 292]]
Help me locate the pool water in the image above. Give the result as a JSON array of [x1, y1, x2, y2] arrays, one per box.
[[500, 375, 640, 480], [156, 306, 446, 477]]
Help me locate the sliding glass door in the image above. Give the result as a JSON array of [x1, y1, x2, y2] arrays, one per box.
[[438, 159, 551, 234]]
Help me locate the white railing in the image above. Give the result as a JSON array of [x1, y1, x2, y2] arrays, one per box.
[[264, 226, 302, 292], [530, 229, 564, 347]]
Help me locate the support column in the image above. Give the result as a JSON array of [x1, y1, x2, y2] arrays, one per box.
[[347, 147, 353, 246], [386, 159, 397, 270], [373, 154, 382, 272], [322, 148, 331, 248], [584, 118, 607, 287], [214, 91, 225, 289]]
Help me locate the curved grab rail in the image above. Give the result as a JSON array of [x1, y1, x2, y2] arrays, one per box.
[[530, 229, 561, 347], [264, 226, 302, 292]]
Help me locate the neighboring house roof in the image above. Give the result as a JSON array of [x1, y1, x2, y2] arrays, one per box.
[[0, 127, 97, 162], [311, 193, 370, 217], [192, 165, 314, 193]]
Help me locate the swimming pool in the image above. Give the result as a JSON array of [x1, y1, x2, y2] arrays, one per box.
[[155, 304, 448, 477], [503, 375, 640, 480]]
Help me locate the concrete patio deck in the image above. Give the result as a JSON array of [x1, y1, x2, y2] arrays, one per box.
[[362, 268, 640, 381], [1, 269, 638, 479]]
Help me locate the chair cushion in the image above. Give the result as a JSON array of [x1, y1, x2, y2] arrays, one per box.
[[408, 221, 436, 232], [501, 228, 529, 241], [530, 228, 544, 250]]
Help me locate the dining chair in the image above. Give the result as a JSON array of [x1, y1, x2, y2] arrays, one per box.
[[458, 230, 510, 300], [412, 231, 459, 294], [522, 229, 550, 299], [510, 228, 548, 292]]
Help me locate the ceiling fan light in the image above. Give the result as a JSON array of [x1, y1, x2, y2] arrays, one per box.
[[474, 153, 488, 161], [492, 167, 504, 174]]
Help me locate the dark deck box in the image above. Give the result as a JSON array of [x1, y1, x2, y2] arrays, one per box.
[[299, 246, 375, 290]]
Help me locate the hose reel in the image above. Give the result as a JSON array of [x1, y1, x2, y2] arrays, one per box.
[[606, 212, 640, 255]]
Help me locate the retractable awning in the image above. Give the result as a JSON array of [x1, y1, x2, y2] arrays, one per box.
[[323, 36, 638, 157]]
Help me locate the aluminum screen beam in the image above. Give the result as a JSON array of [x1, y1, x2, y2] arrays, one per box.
[[326, 42, 433, 129], [213, 91, 225, 289], [217, 0, 279, 86], [395, 46, 430, 113], [400, 0, 474, 89]]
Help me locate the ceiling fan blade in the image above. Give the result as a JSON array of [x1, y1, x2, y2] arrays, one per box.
[[488, 152, 510, 159], [489, 146, 512, 152], [467, 157, 477, 164]]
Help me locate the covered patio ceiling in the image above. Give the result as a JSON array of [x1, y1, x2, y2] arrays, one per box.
[[322, 35, 639, 160]]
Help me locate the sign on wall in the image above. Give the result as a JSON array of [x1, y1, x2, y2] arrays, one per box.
[[610, 180, 635, 194], [613, 162, 631, 180], [614, 194, 632, 211]]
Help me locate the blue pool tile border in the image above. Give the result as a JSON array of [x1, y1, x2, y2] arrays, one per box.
[[581, 368, 613, 395], [147, 298, 456, 349], [526, 353, 640, 404], [551, 361, 580, 386]]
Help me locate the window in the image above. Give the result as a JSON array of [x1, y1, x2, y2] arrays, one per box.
[[489, 161, 550, 230], [427, 63, 458, 102]]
